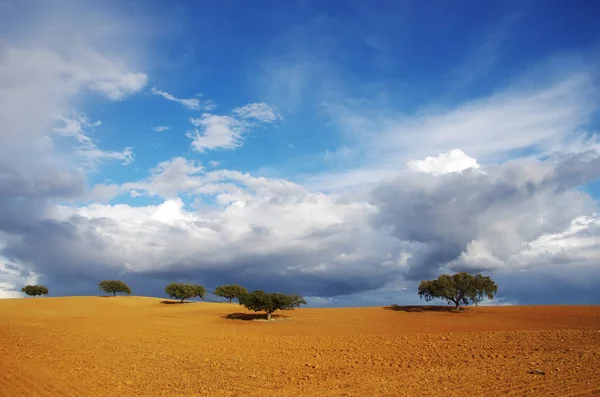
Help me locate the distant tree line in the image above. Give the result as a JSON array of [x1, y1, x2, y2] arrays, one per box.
[[95, 280, 306, 320], [22, 272, 498, 318]]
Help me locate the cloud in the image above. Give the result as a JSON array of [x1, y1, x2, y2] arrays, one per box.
[[0, 0, 148, 294], [54, 115, 134, 167], [232, 102, 281, 122], [312, 70, 599, 191], [153, 125, 170, 132], [187, 103, 281, 152], [1, 169, 401, 298], [2, 146, 599, 304], [0, 255, 39, 298], [151, 87, 202, 110], [407, 149, 480, 175], [370, 150, 600, 281]]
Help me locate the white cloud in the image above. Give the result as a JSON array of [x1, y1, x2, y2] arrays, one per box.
[[203, 99, 217, 111], [81, 50, 147, 100], [54, 115, 134, 167], [187, 103, 281, 152], [188, 114, 245, 152], [153, 125, 170, 132], [209, 160, 220, 167], [232, 102, 281, 122], [506, 215, 600, 269], [124, 157, 205, 198], [407, 149, 480, 175], [151, 87, 202, 110], [313, 71, 598, 191], [45, 175, 384, 283]]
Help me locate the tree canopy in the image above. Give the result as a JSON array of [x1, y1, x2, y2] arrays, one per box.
[[21, 285, 49, 297], [418, 272, 498, 309], [239, 290, 306, 320], [214, 284, 248, 303], [99, 280, 132, 296], [164, 282, 206, 303]]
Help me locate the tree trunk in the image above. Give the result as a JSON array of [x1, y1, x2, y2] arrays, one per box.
[[455, 302, 460, 310], [181, 298, 185, 303], [229, 298, 232, 303], [113, 292, 116, 296], [266, 312, 272, 321]]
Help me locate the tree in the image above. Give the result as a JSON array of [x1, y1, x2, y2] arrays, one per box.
[[239, 290, 307, 320], [21, 285, 49, 297], [99, 280, 132, 296], [164, 282, 206, 303], [214, 284, 248, 303], [418, 272, 498, 309]]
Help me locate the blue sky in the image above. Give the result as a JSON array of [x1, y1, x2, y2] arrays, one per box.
[[0, 0, 599, 306]]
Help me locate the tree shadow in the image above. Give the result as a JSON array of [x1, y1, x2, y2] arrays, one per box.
[[223, 312, 286, 321], [384, 304, 466, 313], [160, 300, 193, 305]]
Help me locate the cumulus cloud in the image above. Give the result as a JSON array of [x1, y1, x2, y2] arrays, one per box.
[[1, 171, 400, 298], [151, 87, 202, 110], [407, 149, 480, 175], [187, 103, 281, 152], [371, 150, 600, 281], [2, 147, 599, 303]]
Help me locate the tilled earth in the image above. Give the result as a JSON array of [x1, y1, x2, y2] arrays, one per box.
[[0, 297, 598, 396]]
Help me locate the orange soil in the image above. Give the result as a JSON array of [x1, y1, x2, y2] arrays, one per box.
[[0, 297, 599, 396]]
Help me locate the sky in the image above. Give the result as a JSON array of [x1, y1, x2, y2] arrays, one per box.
[[1, 0, 599, 306]]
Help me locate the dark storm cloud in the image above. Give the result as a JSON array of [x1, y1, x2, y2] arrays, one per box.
[[370, 152, 600, 280]]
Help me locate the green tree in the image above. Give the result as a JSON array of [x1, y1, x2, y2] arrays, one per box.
[[418, 272, 498, 309], [21, 285, 49, 297], [214, 284, 248, 303], [239, 290, 306, 320], [164, 282, 206, 303], [99, 280, 132, 296]]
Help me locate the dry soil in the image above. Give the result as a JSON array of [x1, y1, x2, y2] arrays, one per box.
[[0, 297, 599, 396]]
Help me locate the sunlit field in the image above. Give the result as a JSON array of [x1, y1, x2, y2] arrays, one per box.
[[1, 297, 598, 396]]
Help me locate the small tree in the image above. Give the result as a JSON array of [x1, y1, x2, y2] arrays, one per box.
[[214, 284, 248, 303], [99, 280, 132, 296], [164, 282, 206, 303], [21, 285, 49, 297], [418, 272, 498, 310], [239, 290, 306, 320]]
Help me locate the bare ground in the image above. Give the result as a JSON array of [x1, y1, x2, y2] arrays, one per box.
[[0, 297, 599, 396]]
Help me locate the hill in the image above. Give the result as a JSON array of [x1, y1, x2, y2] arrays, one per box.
[[1, 296, 599, 396]]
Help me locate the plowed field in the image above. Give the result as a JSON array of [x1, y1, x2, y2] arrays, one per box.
[[1, 297, 599, 396]]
